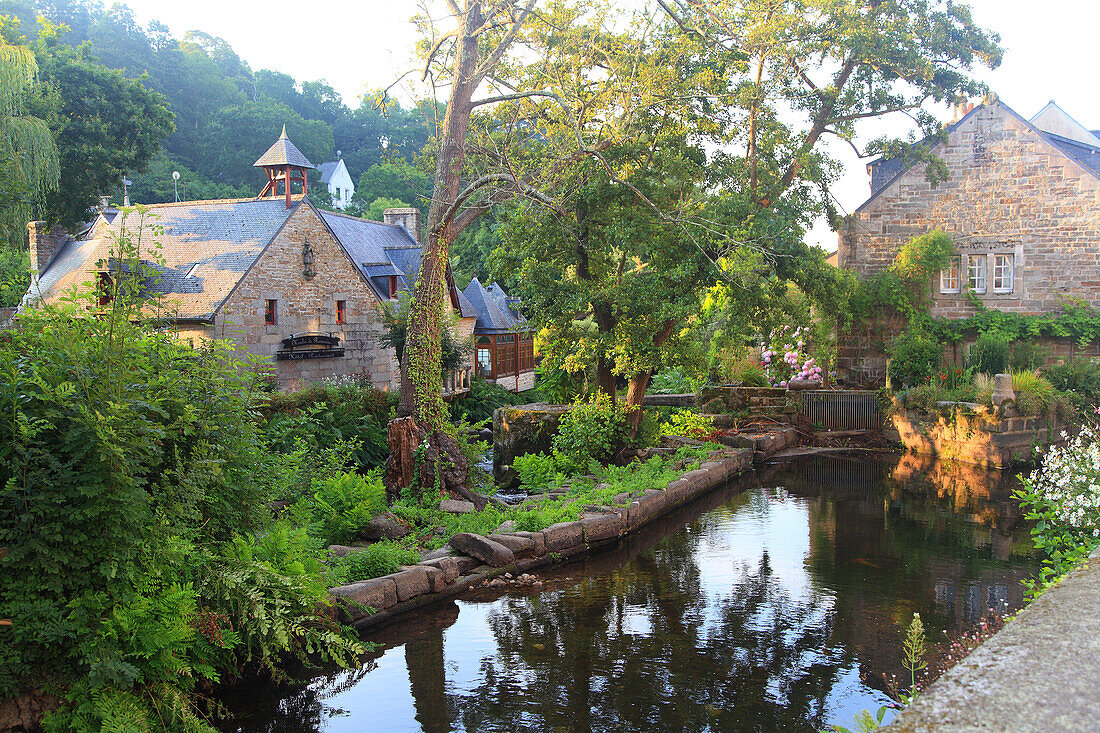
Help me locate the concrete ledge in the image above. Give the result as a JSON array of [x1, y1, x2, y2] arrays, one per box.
[[890, 547, 1100, 732]]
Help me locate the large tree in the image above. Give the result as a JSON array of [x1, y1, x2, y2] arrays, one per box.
[[30, 22, 174, 229]]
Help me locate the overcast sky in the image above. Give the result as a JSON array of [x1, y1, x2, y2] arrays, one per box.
[[118, 0, 1094, 249]]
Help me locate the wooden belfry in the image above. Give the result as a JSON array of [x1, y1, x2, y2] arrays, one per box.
[[254, 124, 315, 209]]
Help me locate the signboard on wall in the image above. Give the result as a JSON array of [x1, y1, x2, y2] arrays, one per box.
[[276, 332, 344, 360]]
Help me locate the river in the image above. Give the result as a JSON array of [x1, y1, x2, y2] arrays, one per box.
[[216, 452, 1038, 732]]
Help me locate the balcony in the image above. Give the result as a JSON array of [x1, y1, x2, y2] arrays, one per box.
[[442, 366, 472, 398]]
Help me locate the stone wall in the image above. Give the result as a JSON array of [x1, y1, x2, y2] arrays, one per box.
[[698, 386, 797, 423], [486, 369, 536, 393], [886, 406, 1069, 468], [839, 101, 1100, 374], [216, 203, 395, 390]]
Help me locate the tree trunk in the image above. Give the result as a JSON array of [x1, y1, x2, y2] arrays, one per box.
[[625, 319, 676, 436]]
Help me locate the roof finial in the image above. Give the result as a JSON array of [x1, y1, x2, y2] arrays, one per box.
[[280, 124, 288, 139]]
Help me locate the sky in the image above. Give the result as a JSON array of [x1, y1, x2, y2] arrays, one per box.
[[117, 0, 1098, 249]]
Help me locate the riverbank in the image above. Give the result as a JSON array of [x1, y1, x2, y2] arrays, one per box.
[[328, 428, 804, 630], [890, 549, 1100, 730]]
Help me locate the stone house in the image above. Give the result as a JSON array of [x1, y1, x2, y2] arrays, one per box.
[[20, 130, 476, 392], [317, 155, 355, 210], [838, 98, 1100, 379], [462, 277, 535, 392]]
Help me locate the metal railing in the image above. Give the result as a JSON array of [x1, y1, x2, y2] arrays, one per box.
[[801, 390, 883, 431]]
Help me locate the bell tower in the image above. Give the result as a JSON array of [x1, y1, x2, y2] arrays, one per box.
[[254, 125, 315, 209]]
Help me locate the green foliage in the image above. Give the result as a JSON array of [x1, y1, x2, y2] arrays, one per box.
[[535, 362, 584, 404], [512, 453, 561, 492], [338, 542, 421, 583], [1014, 427, 1100, 598], [660, 409, 716, 441], [887, 328, 943, 388], [306, 471, 388, 545], [0, 242, 28, 306], [901, 383, 944, 413], [352, 158, 431, 215], [1045, 359, 1100, 403], [968, 331, 1009, 375], [551, 393, 630, 473], [449, 375, 530, 424], [1011, 369, 1056, 417], [892, 231, 955, 284], [259, 376, 392, 476], [31, 22, 174, 230], [379, 290, 469, 375], [650, 366, 697, 395], [1, 212, 362, 725], [1009, 340, 1049, 371]]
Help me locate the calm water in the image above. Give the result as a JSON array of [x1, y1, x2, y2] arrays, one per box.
[[218, 452, 1038, 732]]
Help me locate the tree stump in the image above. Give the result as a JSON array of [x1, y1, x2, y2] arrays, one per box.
[[384, 417, 484, 509]]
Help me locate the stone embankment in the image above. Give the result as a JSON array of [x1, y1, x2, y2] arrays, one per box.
[[890, 546, 1100, 732], [328, 426, 801, 630]]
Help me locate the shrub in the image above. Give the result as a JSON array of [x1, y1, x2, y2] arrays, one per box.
[[903, 384, 945, 412], [1009, 340, 1049, 371], [887, 329, 942, 388], [973, 372, 994, 404], [1045, 359, 1100, 402], [735, 362, 771, 388], [1015, 427, 1100, 595], [449, 375, 529, 424], [649, 366, 696, 394], [308, 471, 389, 545], [338, 541, 421, 582], [513, 453, 560, 492], [551, 393, 629, 473], [968, 332, 1010, 375], [659, 409, 716, 441], [1012, 369, 1056, 416]]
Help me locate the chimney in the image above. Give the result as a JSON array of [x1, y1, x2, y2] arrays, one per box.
[[383, 207, 422, 244], [28, 220, 66, 275]]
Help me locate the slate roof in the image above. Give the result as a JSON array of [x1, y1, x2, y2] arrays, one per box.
[[253, 126, 315, 169], [27, 199, 296, 319], [25, 197, 479, 322], [1043, 132, 1100, 177], [317, 161, 338, 183], [462, 277, 528, 333]]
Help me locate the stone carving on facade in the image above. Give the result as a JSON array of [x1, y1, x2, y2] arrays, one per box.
[[302, 239, 316, 278]]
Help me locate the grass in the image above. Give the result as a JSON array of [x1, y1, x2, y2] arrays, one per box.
[[337, 443, 724, 580]]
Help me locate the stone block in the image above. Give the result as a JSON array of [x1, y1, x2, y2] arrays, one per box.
[[719, 434, 755, 450], [542, 521, 583, 552], [494, 520, 517, 534], [453, 555, 482, 574], [440, 499, 476, 514], [682, 469, 712, 489], [581, 512, 624, 543], [328, 544, 365, 559], [664, 479, 694, 503], [385, 567, 431, 602], [330, 577, 398, 617], [512, 531, 546, 556], [700, 461, 730, 483], [449, 533, 515, 567], [488, 533, 535, 557], [422, 565, 448, 593], [419, 556, 460, 583], [362, 511, 411, 540]]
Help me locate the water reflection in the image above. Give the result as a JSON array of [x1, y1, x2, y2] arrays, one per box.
[[216, 453, 1037, 732]]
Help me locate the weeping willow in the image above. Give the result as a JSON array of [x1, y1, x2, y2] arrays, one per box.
[[0, 41, 59, 243]]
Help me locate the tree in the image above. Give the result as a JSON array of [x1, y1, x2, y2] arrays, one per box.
[[30, 22, 174, 229], [0, 15, 58, 305], [352, 158, 432, 214]]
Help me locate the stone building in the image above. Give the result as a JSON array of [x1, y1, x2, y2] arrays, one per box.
[[462, 277, 535, 392], [838, 98, 1100, 379], [20, 130, 476, 392]]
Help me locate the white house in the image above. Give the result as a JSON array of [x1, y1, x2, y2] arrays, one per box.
[[317, 154, 355, 210]]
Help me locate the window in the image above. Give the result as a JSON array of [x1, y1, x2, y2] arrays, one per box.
[[335, 300, 346, 325], [388, 275, 398, 299], [344, 189, 351, 203], [476, 336, 492, 376], [940, 258, 960, 293], [993, 254, 1014, 293], [264, 299, 277, 325], [96, 271, 112, 306], [335, 186, 341, 200], [968, 255, 987, 293], [497, 334, 516, 376], [518, 333, 534, 372]]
